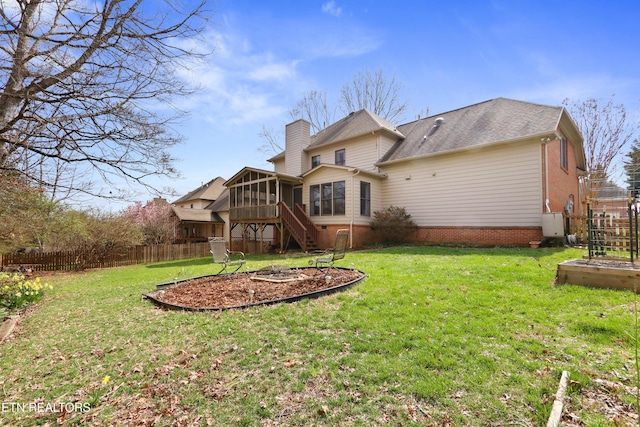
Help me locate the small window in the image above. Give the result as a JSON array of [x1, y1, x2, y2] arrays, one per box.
[[310, 185, 320, 216], [360, 181, 371, 216], [311, 155, 320, 168], [333, 181, 345, 215], [335, 149, 345, 166], [560, 138, 568, 169]]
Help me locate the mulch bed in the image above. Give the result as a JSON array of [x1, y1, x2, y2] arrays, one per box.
[[146, 268, 365, 310]]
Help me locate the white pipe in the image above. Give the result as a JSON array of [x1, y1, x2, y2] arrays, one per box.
[[544, 141, 551, 212]]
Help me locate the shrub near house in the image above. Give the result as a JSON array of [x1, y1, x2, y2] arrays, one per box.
[[370, 206, 417, 244]]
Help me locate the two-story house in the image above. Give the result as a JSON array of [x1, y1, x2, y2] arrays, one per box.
[[222, 98, 586, 252], [171, 177, 227, 242]]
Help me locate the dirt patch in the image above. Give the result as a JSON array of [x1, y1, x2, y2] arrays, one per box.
[[146, 267, 365, 310]]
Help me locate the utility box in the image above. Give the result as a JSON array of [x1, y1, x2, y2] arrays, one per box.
[[542, 212, 564, 237]]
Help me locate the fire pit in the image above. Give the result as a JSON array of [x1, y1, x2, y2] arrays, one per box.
[[143, 266, 367, 311], [250, 265, 307, 283]]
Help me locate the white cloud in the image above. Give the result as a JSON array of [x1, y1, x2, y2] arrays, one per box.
[[322, 1, 342, 17], [170, 27, 302, 130]]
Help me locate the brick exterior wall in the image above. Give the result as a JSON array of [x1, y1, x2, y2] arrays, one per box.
[[544, 138, 581, 215], [412, 226, 542, 247], [314, 224, 543, 249]]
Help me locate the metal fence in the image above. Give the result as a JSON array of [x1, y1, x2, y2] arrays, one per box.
[[0, 242, 211, 272]]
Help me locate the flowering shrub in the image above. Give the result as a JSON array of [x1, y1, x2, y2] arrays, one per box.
[[0, 273, 51, 311]]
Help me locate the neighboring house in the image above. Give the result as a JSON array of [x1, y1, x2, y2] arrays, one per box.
[[591, 180, 629, 217], [225, 97, 586, 251], [171, 177, 227, 242]]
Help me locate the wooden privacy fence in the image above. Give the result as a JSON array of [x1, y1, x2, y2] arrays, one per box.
[[566, 212, 638, 255], [0, 242, 211, 272]]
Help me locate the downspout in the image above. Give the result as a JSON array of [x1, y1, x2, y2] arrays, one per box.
[[544, 133, 564, 213], [350, 169, 361, 249], [544, 141, 551, 213]]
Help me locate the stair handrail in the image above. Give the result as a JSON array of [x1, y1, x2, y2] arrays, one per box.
[[279, 202, 308, 251], [294, 203, 319, 245]]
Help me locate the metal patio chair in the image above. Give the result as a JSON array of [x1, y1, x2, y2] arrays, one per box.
[[309, 229, 349, 269], [209, 237, 246, 274]]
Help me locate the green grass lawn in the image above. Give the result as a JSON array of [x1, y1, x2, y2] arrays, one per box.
[[0, 246, 637, 426]]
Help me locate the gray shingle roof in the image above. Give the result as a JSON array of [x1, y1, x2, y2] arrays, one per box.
[[208, 188, 229, 212], [306, 109, 403, 150], [598, 180, 628, 199], [173, 176, 226, 204], [379, 98, 564, 163], [171, 206, 224, 223]]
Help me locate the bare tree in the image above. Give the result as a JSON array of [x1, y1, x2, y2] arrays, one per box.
[[261, 69, 409, 154], [563, 96, 638, 204], [290, 89, 336, 134], [0, 0, 209, 200], [340, 69, 407, 123], [257, 125, 284, 155]]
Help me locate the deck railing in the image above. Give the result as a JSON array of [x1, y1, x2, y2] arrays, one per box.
[[294, 203, 318, 246], [230, 204, 278, 221]]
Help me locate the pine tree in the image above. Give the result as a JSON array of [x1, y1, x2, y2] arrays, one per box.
[[624, 139, 640, 196]]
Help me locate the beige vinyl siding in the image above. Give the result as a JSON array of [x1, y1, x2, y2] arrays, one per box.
[[380, 141, 543, 227], [352, 177, 383, 225], [272, 157, 286, 174], [306, 133, 395, 172], [303, 168, 353, 225], [303, 167, 385, 226], [177, 200, 210, 209]]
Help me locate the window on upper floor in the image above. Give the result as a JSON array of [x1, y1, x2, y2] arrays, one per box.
[[335, 149, 345, 166], [311, 155, 320, 168], [560, 138, 568, 169]]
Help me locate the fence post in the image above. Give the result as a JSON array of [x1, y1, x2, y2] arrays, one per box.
[[587, 204, 592, 260], [627, 198, 637, 263]]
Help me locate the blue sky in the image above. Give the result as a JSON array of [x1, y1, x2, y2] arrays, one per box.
[[142, 0, 640, 204]]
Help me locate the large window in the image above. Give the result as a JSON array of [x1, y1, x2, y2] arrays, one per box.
[[335, 149, 345, 166], [310, 181, 345, 216], [360, 181, 371, 216]]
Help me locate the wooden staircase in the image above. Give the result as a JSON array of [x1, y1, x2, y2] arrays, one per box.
[[279, 202, 319, 251]]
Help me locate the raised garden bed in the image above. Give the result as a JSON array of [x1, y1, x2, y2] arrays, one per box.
[[556, 258, 640, 293], [143, 266, 367, 311]]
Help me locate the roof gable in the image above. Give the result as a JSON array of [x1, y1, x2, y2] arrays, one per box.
[[380, 98, 567, 163], [306, 109, 404, 150], [173, 176, 226, 204], [225, 166, 302, 186]]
